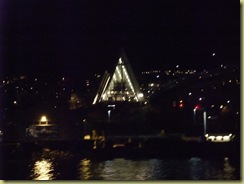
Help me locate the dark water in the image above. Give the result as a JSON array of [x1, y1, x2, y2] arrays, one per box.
[[4, 149, 240, 180]]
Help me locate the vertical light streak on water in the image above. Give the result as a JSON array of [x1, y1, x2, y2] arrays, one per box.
[[188, 157, 204, 179], [24, 150, 239, 180], [223, 157, 236, 180], [77, 158, 165, 180], [202, 157, 237, 180], [79, 158, 92, 180], [31, 159, 54, 180]]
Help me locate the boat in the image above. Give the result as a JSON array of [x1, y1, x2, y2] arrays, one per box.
[[25, 115, 59, 140]]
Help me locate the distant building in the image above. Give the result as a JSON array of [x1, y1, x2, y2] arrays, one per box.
[[92, 49, 145, 104]]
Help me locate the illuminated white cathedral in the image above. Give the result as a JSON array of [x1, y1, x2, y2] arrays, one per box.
[[92, 50, 145, 104]]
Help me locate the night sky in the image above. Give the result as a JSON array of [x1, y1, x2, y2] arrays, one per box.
[[1, 0, 240, 80]]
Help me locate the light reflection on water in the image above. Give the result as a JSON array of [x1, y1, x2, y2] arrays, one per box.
[[79, 158, 92, 180], [24, 150, 239, 180], [77, 157, 238, 180], [223, 157, 236, 180], [188, 157, 204, 179], [31, 159, 54, 180], [79, 158, 158, 180]]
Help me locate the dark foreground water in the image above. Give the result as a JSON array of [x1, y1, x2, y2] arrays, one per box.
[[3, 148, 240, 180]]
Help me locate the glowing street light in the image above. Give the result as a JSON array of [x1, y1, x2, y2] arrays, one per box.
[[108, 110, 111, 123], [203, 111, 207, 135], [193, 105, 207, 135], [193, 105, 201, 125], [193, 108, 197, 125]]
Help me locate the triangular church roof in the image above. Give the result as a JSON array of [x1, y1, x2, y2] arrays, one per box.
[[92, 49, 145, 104]]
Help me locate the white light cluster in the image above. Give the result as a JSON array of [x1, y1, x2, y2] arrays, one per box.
[[100, 76, 111, 101], [205, 134, 234, 142], [33, 159, 54, 180], [122, 65, 135, 93], [94, 57, 143, 103], [116, 67, 122, 80]]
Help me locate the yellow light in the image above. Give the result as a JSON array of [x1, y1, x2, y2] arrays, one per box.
[[205, 134, 209, 137], [79, 158, 92, 179], [40, 116, 47, 122], [84, 135, 91, 140], [33, 159, 54, 180]]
